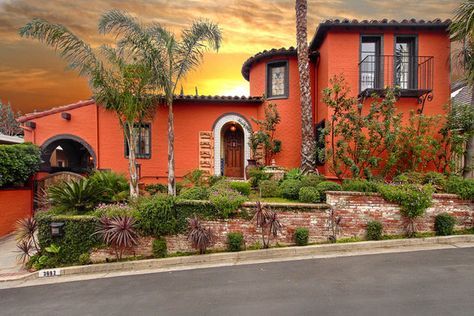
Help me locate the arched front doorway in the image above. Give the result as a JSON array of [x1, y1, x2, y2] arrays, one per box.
[[40, 134, 96, 174], [212, 113, 251, 178], [222, 122, 244, 178]]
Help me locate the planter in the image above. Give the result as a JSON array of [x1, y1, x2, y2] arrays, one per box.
[[245, 159, 258, 180]]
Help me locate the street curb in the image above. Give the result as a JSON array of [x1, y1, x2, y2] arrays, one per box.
[[2, 234, 473, 284]]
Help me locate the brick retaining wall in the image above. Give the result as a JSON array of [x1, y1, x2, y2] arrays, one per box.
[[165, 193, 474, 253]]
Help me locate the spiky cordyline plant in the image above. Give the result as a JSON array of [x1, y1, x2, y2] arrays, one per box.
[[15, 217, 40, 264], [98, 10, 222, 196], [253, 201, 282, 248], [187, 216, 214, 254], [19, 17, 156, 198], [95, 216, 138, 261]]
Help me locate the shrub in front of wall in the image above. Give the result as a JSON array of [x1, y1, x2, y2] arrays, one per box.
[[48, 178, 104, 214], [300, 174, 325, 188], [298, 187, 320, 203], [342, 179, 378, 193], [294, 228, 309, 246], [93, 203, 137, 218], [248, 167, 272, 188], [366, 221, 383, 240], [0, 143, 41, 187], [227, 232, 244, 252], [144, 183, 167, 195], [422, 172, 447, 192], [445, 176, 474, 200], [393, 171, 424, 185], [209, 186, 247, 218], [89, 170, 129, 202], [316, 181, 342, 202], [230, 181, 251, 196], [135, 195, 178, 237], [279, 179, 303, 200], [152, 237, 168, 258], [179, 186, 209, 200], [285, 168, 304, 181], [434, 213, 456, 236], [259, 180, 281, 198], [35, 212, 101, 264]]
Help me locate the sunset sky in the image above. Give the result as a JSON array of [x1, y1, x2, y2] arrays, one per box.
[[0, 0, 459, 114]]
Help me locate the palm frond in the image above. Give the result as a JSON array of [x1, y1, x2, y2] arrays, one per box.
[[19, 18, 101, 76], [174, 20, 222, 91], [449, 0, 474, 41]]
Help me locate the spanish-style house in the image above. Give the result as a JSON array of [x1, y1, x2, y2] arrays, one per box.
[[18, 18, 451, 183]]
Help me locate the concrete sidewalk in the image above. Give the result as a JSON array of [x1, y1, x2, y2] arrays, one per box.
[[0, 235, 26, 278], [2, 234, 474, 289]]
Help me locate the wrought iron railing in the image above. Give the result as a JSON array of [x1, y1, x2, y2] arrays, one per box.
[[359, 55, 434, 97]]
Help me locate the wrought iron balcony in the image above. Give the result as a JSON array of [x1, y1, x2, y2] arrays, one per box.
[[358, 55, 434, 98]]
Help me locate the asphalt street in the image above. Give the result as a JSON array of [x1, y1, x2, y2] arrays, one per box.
[[1, 247, 473, 316]]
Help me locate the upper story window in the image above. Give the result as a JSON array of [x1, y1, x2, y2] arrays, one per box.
[[360, 35, 382, 91], [266, 61, 288, 99], [125, 123, 151, 159]]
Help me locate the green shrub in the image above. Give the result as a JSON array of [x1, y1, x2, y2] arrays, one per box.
[[152, 237, 168, 258], [445, 176, 474, 200], [89, 170, 129, 202], [78, 253, 91, 265], [248, 167, 271, 188], [135, 195, 178, 237], [179, 186, 209, 200], [144, 183, 167, 195], [230, 181, 251, 196], [393, 171, 424, 185], [434, 213, 456, 236], [422, 172, 447, 192], [208, 175, 226, 187], [227, 232, 244, 252], [279, 179, 303, 200], [182, 169, 207, 187], [342, 179, 378, 193], [0, 143, 41, 187], [298, 187, 320, 203], [209, 186, 247, 218], [93, 203, 136, 218], [35, 212, 101, 264], [316, 181, 342, 201], [48, 178, 104, 213], [366, 221, 383, 240], [285, 168, 304, 181], [294, 228, 309, 246], [259, 180, 281, 198], [300, 174, 325, 187]]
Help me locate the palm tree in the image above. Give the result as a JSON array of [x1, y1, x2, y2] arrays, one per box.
[[98, 10, 222, 195], [295, 0, 316, 173], [450, 0, 474, 177], [19, 18, 155, 198]]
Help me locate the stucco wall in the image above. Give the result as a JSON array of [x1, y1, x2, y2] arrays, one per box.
[[0, 188, 33, 237]]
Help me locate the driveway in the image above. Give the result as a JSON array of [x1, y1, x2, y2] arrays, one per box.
[[0, 235, 25, 277], [1, 247, 473, 316]]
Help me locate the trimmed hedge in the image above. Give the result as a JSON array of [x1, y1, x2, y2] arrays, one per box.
[[280, 179, 303, 200], [366, 221, 383, 240], [316, 181, 342, 202], [298, 187, 320, 203], [152, 237, 168, 258], [227, 232, 244, 252], [259, 180, 280, 198], [445, 176, 474, 200], [0, 143, 41, 187], [342, 179, 378, 193], [35, 212, 101, 264], [434, 213, 456, 236], [230, 182, 251, 196], [294, 228, 309, 246]]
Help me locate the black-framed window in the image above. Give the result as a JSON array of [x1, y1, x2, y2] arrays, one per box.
[[360, 35, 382, 91], [395, 35, 417, 90], [266, 61, 288, 98], [125, 123, 151, 159]]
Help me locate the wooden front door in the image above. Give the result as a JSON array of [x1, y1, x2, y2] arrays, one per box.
[[224, 127, 244, 178]]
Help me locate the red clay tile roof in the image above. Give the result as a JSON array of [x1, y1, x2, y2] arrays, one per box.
[[17, 99, 95, 123], [309, 18, 451, 50], [241, 47, 297, 81], [17, 95, 262, 122]]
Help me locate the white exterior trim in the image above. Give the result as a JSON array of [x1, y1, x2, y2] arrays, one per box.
[[0, 134, 24, 144], [213, 114, 251, 177]]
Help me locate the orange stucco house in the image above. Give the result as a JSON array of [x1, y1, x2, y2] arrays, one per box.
[[18, 19, 451, 183]]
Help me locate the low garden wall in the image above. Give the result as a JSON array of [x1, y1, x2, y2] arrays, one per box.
[[165, 193, 474, 253], [0, 188, 33, 237]]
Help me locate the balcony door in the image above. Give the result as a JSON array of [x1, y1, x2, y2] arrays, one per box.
[[360, 35, 382, 92], [395, 36, 417, 90]]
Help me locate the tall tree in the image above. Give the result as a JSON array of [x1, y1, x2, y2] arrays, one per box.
[[20, 18, 155, 198], [450, 0, 474, 177], [0, 100, 23, 136], [98, 10, 222, 195], [295, 0, 316, 173]]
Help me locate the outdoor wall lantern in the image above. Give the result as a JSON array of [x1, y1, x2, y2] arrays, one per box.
[[25, 121, 36, 129], [50, 222, 65, 237], [61, 112, 71, 120]]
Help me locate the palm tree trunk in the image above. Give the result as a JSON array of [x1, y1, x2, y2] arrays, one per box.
[[463, 85, 474, 178], [295, 0, 316, 173], [167, 97, 176, 195], [127, 124, 139, 198]]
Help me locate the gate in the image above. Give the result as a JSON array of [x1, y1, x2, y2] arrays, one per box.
[[34, 172, 84, 211]]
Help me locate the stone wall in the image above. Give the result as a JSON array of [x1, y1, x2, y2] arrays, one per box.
[[165, 193, 474, 253]]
